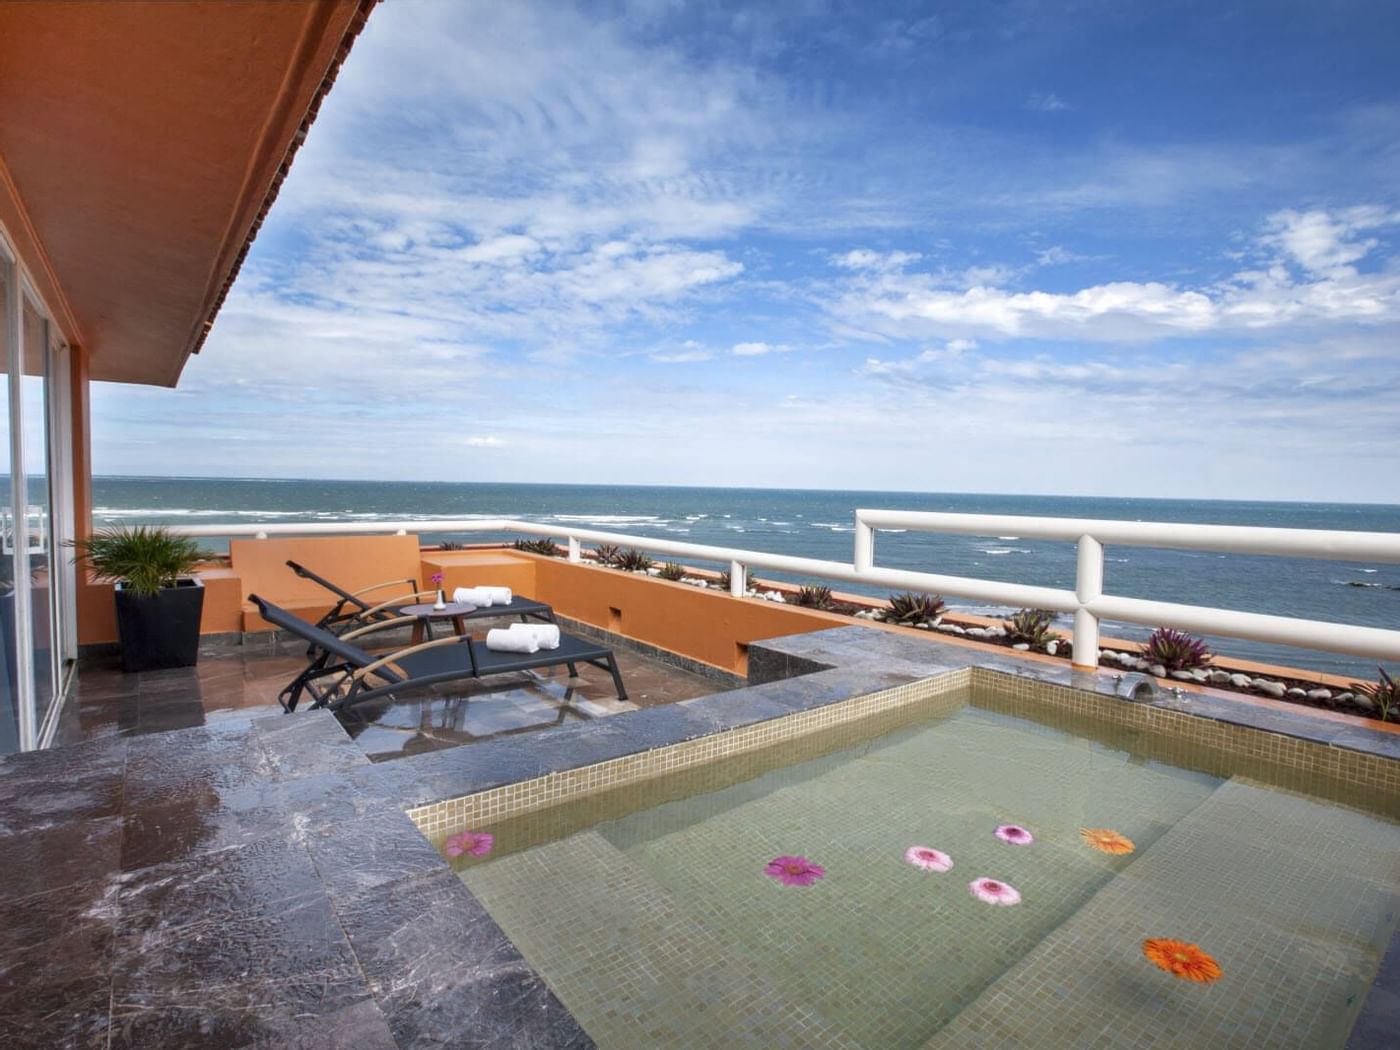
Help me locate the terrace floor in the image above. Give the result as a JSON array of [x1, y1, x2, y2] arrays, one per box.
[[55, 631, 717, 760]]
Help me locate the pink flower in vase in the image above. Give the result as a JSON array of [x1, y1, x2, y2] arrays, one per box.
[[969, 877, 1021, 905], [764, 855, 825, 887], [430, 572, 444, 586], [994, 824, 1034, 845], [444, 830, 494, 858], [904, 845, 954, 872]]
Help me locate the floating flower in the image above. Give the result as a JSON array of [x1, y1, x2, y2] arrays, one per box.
[[994, 824, 1034, 845], [1142, 938, 1222, 983], [764, 855, 826, 887], [1080, 828, 1136, 855], [969, 877, 1021, 906], [904, 846, 954, 872], [444, 830, 494, 858]]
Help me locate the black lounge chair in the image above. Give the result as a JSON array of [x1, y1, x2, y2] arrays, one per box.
[[286, 559, 556, 633], [251, 594, 627, 712]]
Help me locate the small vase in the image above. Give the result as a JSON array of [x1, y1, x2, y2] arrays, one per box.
[[433, 589, 447, 610]]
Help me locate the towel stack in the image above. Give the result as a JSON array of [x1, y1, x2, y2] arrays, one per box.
[[484, 622, 561, 653], [452, 585, 513, 606]]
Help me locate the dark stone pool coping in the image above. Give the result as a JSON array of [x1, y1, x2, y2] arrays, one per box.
[[3, 624, 1396, 1048]]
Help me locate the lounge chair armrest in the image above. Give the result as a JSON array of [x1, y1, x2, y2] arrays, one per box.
[[353, 633, 473, 684], [349, 577, 420, 599], [340, 615, 419, 641], [360, 590, 437, 618]]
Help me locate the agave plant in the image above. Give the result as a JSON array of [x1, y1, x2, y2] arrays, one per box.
[[69, 525, 210, 599], [1004, 608, 1056, 651], [795, 584, 835, 610], [887, 591, 946, 626], [1353, 667, 1398, 722], [437, 540, 466, 551], [513, 538, 559, 557], [592, 543, 622, 567], [1141, 627, 1212, 671], [616, 548, 654, 572], [658, 561, 686, 581]]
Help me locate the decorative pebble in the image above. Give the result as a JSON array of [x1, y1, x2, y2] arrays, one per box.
[[1012, 642, 1030, 651], [1255, 681, 1286, 698], [1229, 673, 1253, 688], [1285, 687, 1307, 699], [1149, 664, 1167, 678], [1305, 688, 1332, 702]]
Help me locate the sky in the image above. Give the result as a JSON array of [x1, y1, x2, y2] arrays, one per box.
[[91, 0, 1400, 501]]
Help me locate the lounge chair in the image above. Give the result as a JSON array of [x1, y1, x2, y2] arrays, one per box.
[[250, 594, 628, 712], [286, 559, 556, 633]]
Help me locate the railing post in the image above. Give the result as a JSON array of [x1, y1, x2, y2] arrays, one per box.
[[255, 530, 268, 540], [1072, 534, 1103, 670], [567, 535, 581, 563], [854, 516, 875, 572], [730, 559, 745, 597]]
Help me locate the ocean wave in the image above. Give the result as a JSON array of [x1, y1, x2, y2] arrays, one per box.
[[547, 514, 663, 525], [1353, 568, 1378, 574], [1338, 579, 1382, 588], [94, 507, 313, 519], [810, 522, 855, 532], [979, 547, 1030, 555], [997, 535, 1020, 540]]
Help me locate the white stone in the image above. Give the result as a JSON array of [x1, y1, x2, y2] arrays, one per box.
[[1044, 641, 1058, 656], [915, 622, 930, 630], [1170, 671, 1195, 681], [1012, 642, 1031, 651], [1229, 674, 1253, 688], [1149, 664, 1167, 678], [1355, 695, 1376, 713], [1305, 688, 1332, 702], [1255, 680, 1286, 698], [1285, 687, 1307, 699], [1208, 670, 1232, 685], [987, 626, 1007, 638], [1334, 692, 1355, 704]]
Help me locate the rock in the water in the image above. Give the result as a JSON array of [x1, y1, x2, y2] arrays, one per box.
[[1305, 688, 1332, 702], [1012, 642, 1030, 651], [1229, 673, 1253, 688], [1255, 680, 1286, 698]]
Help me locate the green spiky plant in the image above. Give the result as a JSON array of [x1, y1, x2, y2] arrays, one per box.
[[795, 584, 835, 610], [69, 525, 210, 599], [1005, 608, 1056, 651], [513, 538, 560, 557], [887, 591, 946, 626], [437, 540, 466, 551], [1141, 627, 1212, 671], [592, 543, 621, 567], [616, 548, 655, 572], [658, 561, 686, 581], [744, 565, 763, 588], [1352, 667, 1398, 722]]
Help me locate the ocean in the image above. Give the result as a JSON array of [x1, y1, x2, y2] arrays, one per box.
[[91, 477, 1400, 679]]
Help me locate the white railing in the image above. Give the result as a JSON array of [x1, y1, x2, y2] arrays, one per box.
[[168, 511, 1400, 669]]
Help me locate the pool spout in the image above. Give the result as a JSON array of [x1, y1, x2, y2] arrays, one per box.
[[1113, 672, 1160, 701]]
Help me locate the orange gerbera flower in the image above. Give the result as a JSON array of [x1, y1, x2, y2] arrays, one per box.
[[1079, 827, 1135, 855], [1142, 938, 1222, 983]]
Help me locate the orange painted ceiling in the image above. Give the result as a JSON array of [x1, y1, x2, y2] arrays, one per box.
[[0, 1, 373, 386]]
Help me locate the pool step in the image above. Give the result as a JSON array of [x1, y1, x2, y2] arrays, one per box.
[[927, 778, 1400, 1049], [460, 830, 861, 1049]]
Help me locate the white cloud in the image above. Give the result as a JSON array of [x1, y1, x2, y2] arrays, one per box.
[[1261, 206, 1399, 278], [651, 348, 714, 363], [1026, 91, 1069, 112], [463, 435, 506, 448], [833, 249, 922, 271], [731, 341, 793, 356]]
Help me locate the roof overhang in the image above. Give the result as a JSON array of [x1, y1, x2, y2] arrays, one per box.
[[0, 0, 375, 386]]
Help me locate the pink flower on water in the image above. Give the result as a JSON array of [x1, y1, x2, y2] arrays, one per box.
[[904, 846, 954, 872], [969, 877, 1022, 906], [994, 824, 1034, 845], [764, 855, 825, 887], [444, 830, 494, 858]]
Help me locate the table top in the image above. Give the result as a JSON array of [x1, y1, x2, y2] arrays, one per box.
[[398, 601, 477, 618]]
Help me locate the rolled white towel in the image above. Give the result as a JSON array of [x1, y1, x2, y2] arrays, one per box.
[[452, 586, 492, 606], [485, 627, 538, 653], [481, 585, 513, 605], [508, 622, 560, 649]]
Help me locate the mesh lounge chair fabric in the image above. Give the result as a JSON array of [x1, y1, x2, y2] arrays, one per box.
[[251, 594, 627, 711], [286, 559, 556, 633]]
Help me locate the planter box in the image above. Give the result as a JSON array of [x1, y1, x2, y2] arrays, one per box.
[[114, 578, 204, 673]]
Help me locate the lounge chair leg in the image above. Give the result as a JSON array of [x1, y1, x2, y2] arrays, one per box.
[[608, 655, 628, 701], [566, 662, 579, 677]]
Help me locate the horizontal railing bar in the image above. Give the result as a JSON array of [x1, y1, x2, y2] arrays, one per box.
[[161, 514, 1400, 665], [856, 509, 1400, 562]]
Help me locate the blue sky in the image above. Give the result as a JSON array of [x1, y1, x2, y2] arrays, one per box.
[[92, 0, 1400, 500]]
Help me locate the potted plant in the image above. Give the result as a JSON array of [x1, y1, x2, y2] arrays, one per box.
[[70, 525, 211, 672]]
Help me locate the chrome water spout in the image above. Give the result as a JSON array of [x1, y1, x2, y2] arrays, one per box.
[[1113, 672, 1160, 701]]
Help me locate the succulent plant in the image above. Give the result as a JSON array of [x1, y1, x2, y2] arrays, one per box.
[[1353, 666, 1398, 722], [513, 538, 560, 557], [744, 565, 763, 588], [1141, 627, 1212, 671], [616, 548, 655, 572], [592, 543, 622, 567], [887, 591, 946, 626], [658, 561, 686, 581], [437, 540, 466, 551], [1004, 608, 1056, 651], [795, 584, 835, 610]]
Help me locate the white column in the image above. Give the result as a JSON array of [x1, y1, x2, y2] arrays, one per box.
[[1072, 534, 1103, 670], [567, 535, 581, 563], [854, 516, 875, 572], [730, 559, 745, 597]]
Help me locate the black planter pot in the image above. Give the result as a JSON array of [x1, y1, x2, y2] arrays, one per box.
[[114, 578, 205, 673]]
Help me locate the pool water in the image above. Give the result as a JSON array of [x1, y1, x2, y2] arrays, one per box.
[[452, 688, 1400, 1048]]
